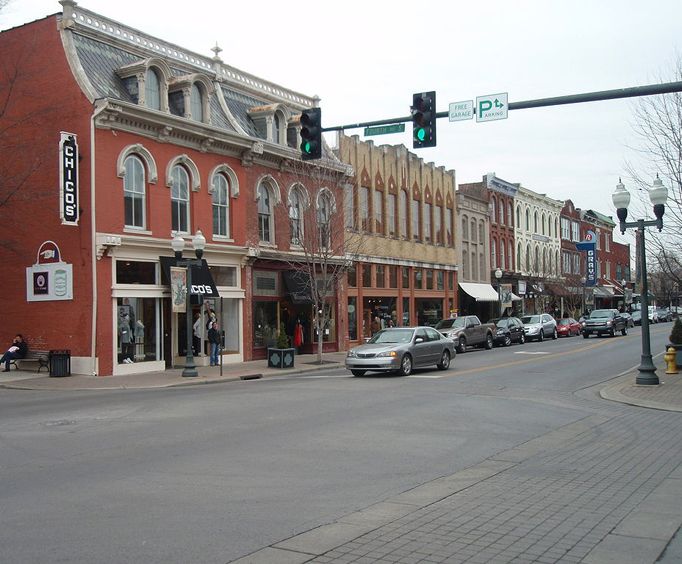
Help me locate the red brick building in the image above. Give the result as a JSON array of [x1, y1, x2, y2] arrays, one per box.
[[0, 2, 347, 375]]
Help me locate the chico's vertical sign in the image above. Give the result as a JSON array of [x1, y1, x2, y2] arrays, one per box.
[[59, 132, 79, 225]]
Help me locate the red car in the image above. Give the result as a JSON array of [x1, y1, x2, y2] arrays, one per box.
[[557, 317, 581, 337]]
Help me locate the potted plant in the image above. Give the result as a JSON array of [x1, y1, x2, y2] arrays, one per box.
[[267, 323, 295, 369], [668, 317, 682, 367]]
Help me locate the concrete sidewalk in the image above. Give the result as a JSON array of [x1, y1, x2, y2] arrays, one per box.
[[0, 351, 350, 391]]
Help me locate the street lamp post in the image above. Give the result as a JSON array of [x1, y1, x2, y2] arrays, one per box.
[[612, 176, 668, 385], [580, 276, 587, 317], [495, 267, 503, 317], [171, 230, 206, 378]]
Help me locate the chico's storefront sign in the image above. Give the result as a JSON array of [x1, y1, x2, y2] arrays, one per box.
[[59, 132, 79, 225]]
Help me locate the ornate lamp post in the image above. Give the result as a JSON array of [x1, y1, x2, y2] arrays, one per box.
[[171, 230, 206, 378], [612, 176, 668, 385], [495, 267, 503, 317], [580, 276, 587, 316]]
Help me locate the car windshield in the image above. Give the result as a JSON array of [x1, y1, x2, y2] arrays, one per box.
[[589, 310, 613, 318], [558, 319, 571, 325], [435, 318, 465, 329], [521, 315, 541, 324], [489, 318, 508, 327], [368, 329, 414, 344]]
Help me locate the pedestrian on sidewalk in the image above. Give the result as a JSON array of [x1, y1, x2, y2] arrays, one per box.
[[1, 334, 28, 371], [208, 322, 221, 366]]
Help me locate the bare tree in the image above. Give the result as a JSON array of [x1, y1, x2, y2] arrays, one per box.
[[624, 58, 682, 291]]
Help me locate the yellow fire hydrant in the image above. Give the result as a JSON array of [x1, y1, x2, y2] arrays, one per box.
[[664, 347, 678, 375]]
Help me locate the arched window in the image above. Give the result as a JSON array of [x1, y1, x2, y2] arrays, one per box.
[[273, 112, 283, 144], [317, 191, 332, 248], [212, 173, 230, 237], [509, 241, 514, 271], [190, 83, 203, 122], [435, 204, 443, 244], [534, 211, 539, 233], [463, 251, 469, 280], [543, 248, 548, 274], [542, 213, 547, 235], [500, 238, 506, 270], [498, 202, 504, 225], [145, 68, 161, 111], [516, 205, 521, 228], [508, 203, 513, 228], [491, 238, 497, 268], [470, 219, 477, 243], [124, 155, 145, 228], [525, 208, 530, 231], [462, 216, 469, 240], [289, 186, 305, 245], [171, 165, 190, 233], [526, 244, 531, 272], [490, 198, 496, 222], [479, 253, 486, 281], [534, 247, 540, 273], [478, 221, 485, 245], [517, 243, 522, 272], [412, 195, 421, 241], [258, 181, 275, 243], [471, 251, 478, 279]]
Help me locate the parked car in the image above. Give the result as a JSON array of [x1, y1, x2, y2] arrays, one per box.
[[656, 308, 673, 322], [631, 310, 642, 325], [488, 316, 526, 346], [434, 315, 496, 353], [582, 309, 628, 338], [345, 326, 456, 377], [556, 317, 581, 337], [621, 312, 635, 328], [521, 314, 558, 341]]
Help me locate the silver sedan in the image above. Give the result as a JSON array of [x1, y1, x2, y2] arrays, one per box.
[[345, 327, 456, 377]]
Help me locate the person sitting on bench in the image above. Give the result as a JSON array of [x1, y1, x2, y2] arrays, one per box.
[[1, 334, 28, 372]]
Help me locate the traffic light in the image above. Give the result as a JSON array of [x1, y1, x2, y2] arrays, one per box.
[[300, 107, 322, 160], [412, 91, 436, 149]]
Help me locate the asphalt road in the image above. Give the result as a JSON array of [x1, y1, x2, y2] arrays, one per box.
[[0, 324, 674, 564]]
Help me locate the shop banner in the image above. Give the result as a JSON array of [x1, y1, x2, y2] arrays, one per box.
[[170, 266, 187, 313], [576, 230, 597, 287], [26, 241, 73, 302], [500, 284, 513, 309], [59, 132, 79, 225]]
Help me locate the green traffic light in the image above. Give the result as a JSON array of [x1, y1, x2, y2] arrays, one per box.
[[303, 141, 312, 154], [416, 128, 426, 142]]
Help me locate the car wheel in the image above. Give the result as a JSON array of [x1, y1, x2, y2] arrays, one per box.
[[519, 333, 525, 344], [552, 328, 558, 340], [351, 369, 366, 377], [583, 332, 589, 338], [458, 336, 467, 354], [621, 326, 628, 336], [609, 327, 616, 337], [398, 354, 413, 376], [484, 334, 493, 350], [538, 330, 544, 342], [437, 350, 450, 370], [504, 335, 512, 347]]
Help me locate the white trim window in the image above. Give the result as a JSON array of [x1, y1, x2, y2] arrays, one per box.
[[145, 68, 161, 111], [212, 173, 230, 237], [561, 217, 570, 240], [190, 83, 203, 122], [289, 186, 305, 245], [171, 165, 190, 233], [317, 191, 332, 249], [258, 181, 274, 243], [123, 155, 145, 229]]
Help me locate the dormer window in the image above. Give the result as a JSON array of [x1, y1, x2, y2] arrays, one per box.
[[190, 83, 203, 121], [116, 58, 170, 112], [248, 104, 292, 146], [168, 74, 213, 124]]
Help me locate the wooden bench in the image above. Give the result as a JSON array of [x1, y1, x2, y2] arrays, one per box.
[[10, 350, 50, 373]]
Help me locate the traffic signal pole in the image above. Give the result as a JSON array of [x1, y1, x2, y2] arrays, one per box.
[[320, 80, 682, 133]]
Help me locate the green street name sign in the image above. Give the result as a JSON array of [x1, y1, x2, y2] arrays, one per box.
[[364, 123, 405, 136]]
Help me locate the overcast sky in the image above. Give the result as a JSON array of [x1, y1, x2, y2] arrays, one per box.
[[2, 0, 681, 242]]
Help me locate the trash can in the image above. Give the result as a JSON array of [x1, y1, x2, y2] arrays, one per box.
[[49, 349, 71, 377]]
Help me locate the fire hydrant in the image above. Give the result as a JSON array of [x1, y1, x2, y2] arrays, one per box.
[[664, 347, 678, 375]]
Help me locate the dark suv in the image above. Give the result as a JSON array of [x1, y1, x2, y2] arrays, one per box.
[[582, 309, 628, 338]]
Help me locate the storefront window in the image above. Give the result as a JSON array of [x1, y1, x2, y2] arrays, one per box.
[[117, 297, 158, 364], [426, 270, 434, 289], [389, 266, 398, 288], [211, 266, 237, 286], [362, 264, 371, 287], [376, 264, 385, 288], [348, 297, 357, 341], [402, 267, 410, 289], [348, 265, 357, 287], [253, 301, 278, 347], [116, 261, 156, 284], [414, 268, 423, 289], [402, 297, 411, 326], [416, 298, 442, 326]]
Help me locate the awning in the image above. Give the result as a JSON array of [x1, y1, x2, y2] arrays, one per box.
[[160, 256, 220, 304], [593, 286, 615, 298], [282, 271, 313, 304], [458, 282, 499, 302], [544, 283, 573, 298], [511, 293, 523, 301]]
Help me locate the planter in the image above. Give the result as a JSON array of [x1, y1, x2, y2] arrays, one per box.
[[267, 347, 295, 369], [666, 343, 682, 368]]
